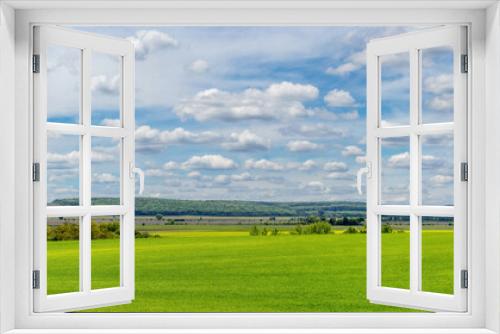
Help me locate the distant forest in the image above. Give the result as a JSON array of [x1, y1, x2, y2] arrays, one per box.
[[50, 197, 367, 217]]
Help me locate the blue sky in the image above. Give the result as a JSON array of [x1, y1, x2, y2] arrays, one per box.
[[46, 26, 454, 204]]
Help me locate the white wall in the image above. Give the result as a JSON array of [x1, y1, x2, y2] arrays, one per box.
[[0, 2, 16, 333], [485, 2, 500, 333]]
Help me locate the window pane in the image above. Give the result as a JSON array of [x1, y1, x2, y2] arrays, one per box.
[[421, 134, 454, 206], [47, 45, 81, 124], [47, 216, 80, 294], [91, 52, 122, 127], [421, 47, 454, 124], [91, 216, 121, 290], [381, 215, 410, 289], [380, 137, 410, 205], [380, 52, 410, 127], [421, 216, 454, 294], [47, 132, 80, 206], [91, 137, 121, 205]]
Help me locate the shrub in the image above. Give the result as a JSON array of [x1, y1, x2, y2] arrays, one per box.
[[271, 228, 279, 236], [294, 224, 304, 235], [359, 225, 367, 234], [381, 224, 393, 233], [261, 228, 269, 236], [304, 222, 331, 234], [343, 226, 359, 234], [91, 222, 120, 240], [47, 223, 79, 241], [249, 225, 260, 236]]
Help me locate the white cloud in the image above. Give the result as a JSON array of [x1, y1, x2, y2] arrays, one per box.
[[266, 82, 318, 100], [91, 150, 115, 163], [281, 123, 345, 138], [91, 75, 120, 95], [428, 95, 453, 111], [101, 118, 121, 127], [127, 30, 178, 61], [338, 110, 359, 120], [187, 171, 201, 179], [326, 172, 352, 180], [424, 74, 453, 94], [93, 173, 119, 183], [342, 145, 364, 156], [324, 89, 356, 107], [182, 154, 237, 170], [286, 140, 321, 152], [135, 125, 221, 152], [174, 81, 318, 122], [431, 174, 453, 185], [323, 161, 348, 172], [326, 50, 365, 76], [355, 156, 367, 164], [214, 172, 254, 185], [163, 161, 179, 170], [47, 151, 79, 169], [422, 155, 444, 169], [302, 181, 330, 194], [189, 59, 209, 73], [300, 160, 317, 170], [222, 130, 271, 152], [244, 159, 284, 171], [387, 152, 409, 168], [145, 169, 172, 177]]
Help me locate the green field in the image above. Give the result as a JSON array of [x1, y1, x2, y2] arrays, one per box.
[[47, 224, 453, 313]]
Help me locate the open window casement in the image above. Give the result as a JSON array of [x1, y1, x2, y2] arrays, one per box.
[[33, 26, 137, 312], [365, 26, 468, 312]]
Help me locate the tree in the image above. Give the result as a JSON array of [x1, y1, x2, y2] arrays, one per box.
[[155, 214, 163, 221]]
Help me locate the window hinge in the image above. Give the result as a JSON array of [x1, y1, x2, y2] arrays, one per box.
[[32, 270, 40, 289], [461, 269, 468, 289], [32, 54, 40, 73], [461, 54, 468, 73], [461, 162, 468, 182], [33, 162, 40, 182]]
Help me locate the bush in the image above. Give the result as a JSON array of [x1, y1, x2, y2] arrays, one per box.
[[249, 225, 260, 236], [381, 224, 393, 234], [271, 228, 279, 236], [343, 226, 359, 234], [135, 230, 160, 238], [91, 222, 120, 240], [294, 224, 304, 235], [261, 228, 269, 236], [359, 225, 367, 234], [47, 223, 79, 241], [304, 222, 331, 234]]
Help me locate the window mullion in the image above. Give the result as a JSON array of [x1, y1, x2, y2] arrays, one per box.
[[81, 47, 92, 293], [409, 47, 421, 293]]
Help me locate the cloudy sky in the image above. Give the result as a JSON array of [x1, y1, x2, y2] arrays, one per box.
[[46, 26, 454, 204]]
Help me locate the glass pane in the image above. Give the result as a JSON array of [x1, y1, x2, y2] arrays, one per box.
[[380, 52, 410, 127], [421, 216, 454, 294], [421, 134, 454, 206], [47, 45, 81, 124], [381, 215, 410, 289], [91, 216, 121, 290], [47, 132, 80, 206], [421, 47, 454, 124], [47, 216, 80, 294], [91, 137, 121, 205], [91, 52, 122, 126], [380, 137, 410, 205]]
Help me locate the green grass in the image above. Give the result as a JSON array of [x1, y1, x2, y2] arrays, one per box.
[[47, 226, 453, 312]]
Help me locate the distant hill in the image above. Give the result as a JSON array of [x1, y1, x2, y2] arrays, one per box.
[[50, 197, 367, 217]]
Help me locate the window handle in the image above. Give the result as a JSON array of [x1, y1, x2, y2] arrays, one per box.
[[130, 163, 145, 195], [356, 162, 371, 195]]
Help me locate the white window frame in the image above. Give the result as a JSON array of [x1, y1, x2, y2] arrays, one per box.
[[365, 26, 468, 312], [32, 25, 136, 312], [0, 1, 499, 333]]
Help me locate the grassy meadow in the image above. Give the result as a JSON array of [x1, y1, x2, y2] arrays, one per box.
[[47, 219, 453, 313]]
